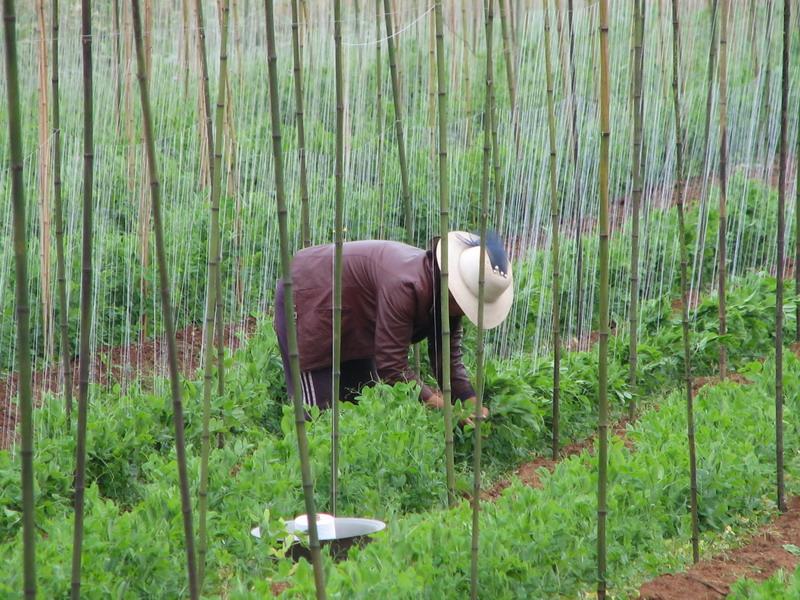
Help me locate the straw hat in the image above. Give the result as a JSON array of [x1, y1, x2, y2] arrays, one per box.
[[435, 231, 514, 330]]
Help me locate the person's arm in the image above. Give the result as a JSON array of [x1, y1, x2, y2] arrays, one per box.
[[428, 317, 476, 402], [374, 284, 436, 401]]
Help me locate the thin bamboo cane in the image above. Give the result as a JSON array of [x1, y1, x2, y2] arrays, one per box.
[[51, 0, 72, 428], [796, 5, 800, 344], [670, 0, 700, 565], [331, 0, 345, 517], [596, 0, 610, 596], [70, 1, 95, 596], [470, 3, 494, 593], [375, 0, 385, 237], [758, 3, 773, 167], [497, 0, 515, 119], [291, 0, 311, 248], [694, 0, 718, 296], [264, 2, 327, 597], [628, 0, 644, 418], [718, 0, 729, 379], [481, 0, 504, 229], [434, 0, 456, 507], [113, 0, 121, 130], [182, 0, 189, 97], [198, 0, 230, 586], [775, 0, 790, 514], [36, 1, 53, 364], [382, 0, 413, 242], [567, 0, 583, 347], [2, 2, 37, 596], [130, 2, 200, 596], [543, 0, 561, 460]]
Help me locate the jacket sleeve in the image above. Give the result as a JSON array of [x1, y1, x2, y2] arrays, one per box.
[[373, 284, 435, 401], [428, 317, 476, 401]]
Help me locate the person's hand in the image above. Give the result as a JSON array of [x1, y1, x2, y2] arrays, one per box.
[[462, 396, 489, 428], [424, 392, 444, 410]]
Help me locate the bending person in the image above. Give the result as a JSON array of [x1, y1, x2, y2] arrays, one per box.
[[274, 231, 513, 419]]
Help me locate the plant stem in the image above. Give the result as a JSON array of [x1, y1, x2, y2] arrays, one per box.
[[291, 0, 311, 247]]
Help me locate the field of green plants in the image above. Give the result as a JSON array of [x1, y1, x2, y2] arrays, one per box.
[[2, 0, 800, 598]]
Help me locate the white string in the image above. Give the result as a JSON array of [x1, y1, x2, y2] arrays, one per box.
[[342, 4, 434, 47]]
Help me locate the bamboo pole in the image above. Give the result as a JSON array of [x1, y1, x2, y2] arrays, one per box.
[[113, 0, 122, 130], [596, 0, 610, 596], [796, 3, 800, 344], [375, 0, 385, 237], [670, 0, 700, 565], [470, 3, 494, 594], [567, 0, 583, 347], [51, 0, 72, 427], [70, 1, 95, 596], [36, 0, 53, 364], [758, 3, 773, 169], [382, 0, 413, 242], [693, 0, 718, 296], [331, 0, 345, 517], [543, 0, 560, 460], [264, 2, 326, 597], [198, 0, 230, 586], [182, 0, 189, 97], [2, 1, 37, 596], [718, 0, 729, 379], [775, 0, 790, 514], [291, 0, 311, 247], [497, 0, 515, 120], [434, 0, 456, 507], [480, 0, 504, 230], [130, 2, 200, 596], [628, 0, 645, 418]]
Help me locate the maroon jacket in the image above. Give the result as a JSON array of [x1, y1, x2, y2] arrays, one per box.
[[289, 240, 475, 401]]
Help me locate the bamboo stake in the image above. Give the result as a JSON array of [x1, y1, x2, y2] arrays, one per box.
[[597, 0, 610, 596], [670, 0, 700, 565], [291, 0, 311, 247], [70, 1, 95, 596], [331, 0, 345, 517], [796, 3, 800, 344], [775, 0, 790, 514], [375, 0, 385, 237], [182, 0, 189, 97], [567, 0, 583, 347], [130, 3, 200, 596], [497, 0, 515, 118], [758, 3, 772, 174], [264, 2, 327, 597], [36, 0, 53, 363], [113, 0, 122, 130], [628, 0, 645, 418], [2, 1, 37, 596], [434, 0, 456, 507], [693, 0, 718, 297], [198, 0, 230, 586], [480, 0, 504, 229], [382, 0, 413, 243], [543, 0, 561, 460], [470, 2, 494, 594], [51, 0, 72, 427], [718, 0, 729, 379]]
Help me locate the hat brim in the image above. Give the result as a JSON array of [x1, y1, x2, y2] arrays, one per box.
[[435, 232, 514, 330]]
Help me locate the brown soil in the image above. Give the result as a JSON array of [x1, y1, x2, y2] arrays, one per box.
[[0, 318, 257, 449], [638, 496, 800, 599], [481, 417, 633, 501], [691, 372, 752, 397]]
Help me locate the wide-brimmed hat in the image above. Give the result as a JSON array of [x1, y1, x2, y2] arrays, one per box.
[[435, 231, 513, 330]]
